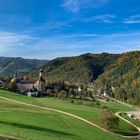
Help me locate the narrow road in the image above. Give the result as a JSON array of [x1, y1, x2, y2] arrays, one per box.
[[107, 96, 140, 132], [0, 96, 139, 139], [107, 95, 140, 139]]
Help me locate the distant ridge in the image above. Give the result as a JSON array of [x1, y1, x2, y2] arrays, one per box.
[[0, 57, 49, 77]]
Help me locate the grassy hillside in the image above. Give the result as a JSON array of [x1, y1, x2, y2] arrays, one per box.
[[0, 57, 48, 77], [0, 90, 139, 139]]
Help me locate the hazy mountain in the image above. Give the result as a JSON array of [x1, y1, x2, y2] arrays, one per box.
[[0, 57, 49, 77]]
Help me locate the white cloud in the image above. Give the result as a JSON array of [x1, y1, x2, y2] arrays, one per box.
[[0, 31, 33, 53], [0, 30, 140, 59], [62, 0, 109, 13], [82, 14, 115, 23], [23, 32, 140, 59], [124, 14, 140, 24], [62, 0, 80, 13]]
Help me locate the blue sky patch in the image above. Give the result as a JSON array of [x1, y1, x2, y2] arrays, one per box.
[[0, 0, 140, 59]]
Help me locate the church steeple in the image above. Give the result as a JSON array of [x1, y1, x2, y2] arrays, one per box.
[[34, 68, 46, 92], [39, 68, 43, 78], [14, 72, 18, 79], [11, 72, 20, 83], [39, 68, 45, 82]]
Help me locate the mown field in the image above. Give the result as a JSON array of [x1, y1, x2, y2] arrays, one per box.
[[0, 90, 139, 140]]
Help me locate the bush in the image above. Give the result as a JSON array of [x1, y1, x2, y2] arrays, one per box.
[[8, 81, 17, 91], [101, 106, 108, 109], [71, 100, 74, 103], [95, 100, 100, 107], [102, 110, 119, 130], [129, 125, 138, 132], [58, 90, 67, 101]]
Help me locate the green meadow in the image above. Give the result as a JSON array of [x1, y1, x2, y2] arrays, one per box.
[[0, 90, 139, 140], [121, 113, 140, 128]]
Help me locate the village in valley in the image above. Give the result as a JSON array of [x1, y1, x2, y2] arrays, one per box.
[[0, 0, 140, 139], [0, 67, 140, 125], [0, 55, 139, 140]]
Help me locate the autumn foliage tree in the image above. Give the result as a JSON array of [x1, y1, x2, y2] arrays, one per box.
[[8, 81, 17, 91]]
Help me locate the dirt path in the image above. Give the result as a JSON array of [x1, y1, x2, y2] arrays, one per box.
[[107, 96, 140, 132], [0, 133, 20, 140], [0, 96, 139, 139], [115, 112, 140, 132]]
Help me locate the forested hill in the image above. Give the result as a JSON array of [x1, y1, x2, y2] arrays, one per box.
[[95, 51, 140, 104], [0, 57, 48, 77], [32, 51, 140, 86], [32, 53, 120, 83], [31, 51, 139, 105]]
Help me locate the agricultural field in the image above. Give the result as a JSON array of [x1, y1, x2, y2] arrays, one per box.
[[0, 90, 139, 140]]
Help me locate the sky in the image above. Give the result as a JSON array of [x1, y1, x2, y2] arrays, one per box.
[[0, 0, 140, 59]]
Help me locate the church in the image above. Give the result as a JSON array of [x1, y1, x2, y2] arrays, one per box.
[[10, 68, 46, 96]]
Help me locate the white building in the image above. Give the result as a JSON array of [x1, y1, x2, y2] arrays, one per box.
[[78, 87, 82, 92], [103, 91, 107, 97], [27, 91, 38, 97]]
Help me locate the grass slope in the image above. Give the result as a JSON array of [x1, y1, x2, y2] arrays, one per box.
[[0, 95, 128, 140], [121, 113, 140, 128], [0, 90, 139, 140]]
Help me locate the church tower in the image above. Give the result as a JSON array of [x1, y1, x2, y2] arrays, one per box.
[[34, 68, 46, 92], [11, 72, 20, 83]]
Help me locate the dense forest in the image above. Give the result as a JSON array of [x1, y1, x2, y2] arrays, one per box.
[[95, 51, 140, 105], [32, 53, 120, 83]]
